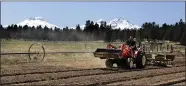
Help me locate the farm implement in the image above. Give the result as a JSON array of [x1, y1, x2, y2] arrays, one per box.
[[93, 43, 175, 69]]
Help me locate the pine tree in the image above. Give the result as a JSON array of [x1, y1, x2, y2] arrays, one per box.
[[0, 24, 3, 30], [84, 20, 91, 33], [76, 24, 81, 32], [178, 19, 184, 42]]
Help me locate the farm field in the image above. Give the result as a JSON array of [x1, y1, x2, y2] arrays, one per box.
[[1, 39, 186, 85]]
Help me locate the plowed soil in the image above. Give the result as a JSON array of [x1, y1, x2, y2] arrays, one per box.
[[1, 57, 185, 85]]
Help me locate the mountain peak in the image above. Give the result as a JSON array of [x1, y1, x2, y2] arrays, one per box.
[[107, 18, 140, 29], [28, 16, 45, 21], [111, 18, 130, 23], [4, 16, 61, 29], [114, 17, 124, 20], [74, 18, 140, 30], [96, 19, 104, 23]]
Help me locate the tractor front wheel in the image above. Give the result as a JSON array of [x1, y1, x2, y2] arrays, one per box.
[[105, 59, 114, 68], [126, 58, 134, 69]]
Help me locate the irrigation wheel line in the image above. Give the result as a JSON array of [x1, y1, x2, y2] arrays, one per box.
[[28, 42, 46, 62], [1, 42, 180, 62], [0, 42, 94, 62]]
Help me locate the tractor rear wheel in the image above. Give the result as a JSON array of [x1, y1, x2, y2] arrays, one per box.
[[116, 59, 126, 69], [136, 52, 147, 69], [105, 59, 114, 68]]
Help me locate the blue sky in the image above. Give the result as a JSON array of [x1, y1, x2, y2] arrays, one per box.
[[1, 2, 185, 28]]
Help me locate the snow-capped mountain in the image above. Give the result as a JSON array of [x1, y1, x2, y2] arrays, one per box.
[[4, 17, 61, 29], [72, 18, 140, 30], [107, 18, 140, 29], [4, 17, 140, 30]]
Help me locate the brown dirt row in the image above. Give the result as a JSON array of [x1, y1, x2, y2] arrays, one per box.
[[173, 81, 186, 85], [1, 65, 102, 77], [1, 57, 184, 77], [1, 62, 184, 77], [9, 66, 185, 85], [107, 72, 185, 85], [1, 62, 74, 71], [1, 68, 118, 85], [1, 65, 176, 85]]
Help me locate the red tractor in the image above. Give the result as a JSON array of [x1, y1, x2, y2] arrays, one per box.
[[93, 43, 147, 69]]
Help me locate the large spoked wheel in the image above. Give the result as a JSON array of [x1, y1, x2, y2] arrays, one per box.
[[136, 52, 147, 69], [105, 59, 114, 68], [126, 58, 134, 69], [28, 43, 46, 62]]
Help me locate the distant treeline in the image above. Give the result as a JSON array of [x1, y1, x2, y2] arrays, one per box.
[[0, 19, 185, 45]]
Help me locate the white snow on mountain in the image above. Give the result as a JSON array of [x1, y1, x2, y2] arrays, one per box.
[[96, 19, 104, 23], [4, 17, 61, 29], [95, 19, 105, 26], [108, 18, 141, 29], [4, 17, 140, 30], [80, 25, 85, 29], [71, 18, 140, 30]]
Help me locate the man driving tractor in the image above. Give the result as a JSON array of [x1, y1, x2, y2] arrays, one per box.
[[126, 36, 137, 49], [126, 36, 137, 57]]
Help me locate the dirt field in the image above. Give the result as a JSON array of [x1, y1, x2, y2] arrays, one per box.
[[1, 61, 185, 85], [1, 39, 186, 85]]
